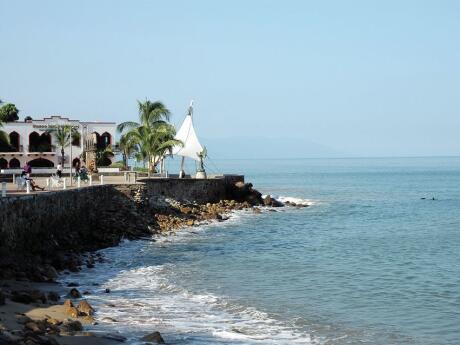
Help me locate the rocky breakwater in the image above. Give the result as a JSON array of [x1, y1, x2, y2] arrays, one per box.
[[0, 180, 298, 344]]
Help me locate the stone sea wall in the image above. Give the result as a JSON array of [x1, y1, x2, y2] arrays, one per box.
[[0, 175, 251, 280], [140, 175, 244, 204]]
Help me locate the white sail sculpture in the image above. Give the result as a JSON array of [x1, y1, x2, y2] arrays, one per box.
[[172, 101, 205, 178]]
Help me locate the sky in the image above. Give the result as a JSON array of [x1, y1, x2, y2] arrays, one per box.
[[1, 0, 459, 157]]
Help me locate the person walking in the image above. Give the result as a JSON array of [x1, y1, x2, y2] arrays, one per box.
[[56, 162, 63, 178], [23, 161, 32, 178]]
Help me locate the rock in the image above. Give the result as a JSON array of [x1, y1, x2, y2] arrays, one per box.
[[81, 315, 96, 324], [16, 314, 33, 324], [47, 292, 60, 302], [25, 321, 45, 333], [69, 288, 81, 298], [77, 300, 95, 316], [102, 317, 118, 322], [0, 289, 5, 305], [102, 333, 127, 342], [61, 320, 83, 332], [263, 195, 284, 207], [63, 299, 74, 308], [66, 306, 80, 318], [67, 282, 79, 287], [43, 265, 59, 280], [104, 288, 111, 293], [11, 291, 35, 304], [141, 331, 165, 344], [46, 318, 62, 326]]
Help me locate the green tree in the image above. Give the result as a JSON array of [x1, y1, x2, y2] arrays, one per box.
[[0, 103, 19, 122], [118, 133, 138, 170], [47, 126, 79, 167], [96, 146, 115, 167], [117, 100, 182, 176]]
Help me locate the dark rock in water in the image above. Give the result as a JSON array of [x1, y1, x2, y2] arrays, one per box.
[[61, 320, 83, 332], [263, 195, 284, 207], [103, 333, 127, 342], [69, 288, 81, 298], [43, 265, 59, 280], [229, 182, 264, 205], [77, 300, 95, 316], [11, 291, 35, 304], [47, 291, 60, 302], [102, 317, 118, 322], [141, 331, 166, 344], [67, 282, 79, 287], [105, 288, 111, 293]]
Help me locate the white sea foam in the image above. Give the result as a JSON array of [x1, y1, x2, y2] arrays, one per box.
[[277, 196, 316, 206], [60, 196, 320, 344], [62, 259, 317, 345]]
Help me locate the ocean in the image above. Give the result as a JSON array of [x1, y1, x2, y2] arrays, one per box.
[[62, 157, 460, 345]]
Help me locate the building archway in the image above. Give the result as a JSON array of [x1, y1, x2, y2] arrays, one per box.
[[72, 157, 81, 168], [100, 132, 111, 149], [0, 158, 7, 169], [29, 132, 40, 151], [9, 158, 20, 168], [9, 132, 20, 151], [29, 158, 54, 168]]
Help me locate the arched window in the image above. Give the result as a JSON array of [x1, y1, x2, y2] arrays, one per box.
[[0, 158, 8, 169], [9, 158, 20, 168], [100, 132, 111, 149], [9, 132, 20, 151], [40, 133, 52, 151], [29, 132, 40, 152], [28, 158, 54, 168], [92, 132, 101, 149]]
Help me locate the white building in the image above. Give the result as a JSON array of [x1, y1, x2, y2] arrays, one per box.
[[0, 116, 116, 170]]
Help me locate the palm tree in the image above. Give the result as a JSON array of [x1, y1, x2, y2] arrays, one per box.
[[47, 125, 79, 167], [118, 134, 137, 170], [118, 100, 182, 176], [96, 146, 115, 167]]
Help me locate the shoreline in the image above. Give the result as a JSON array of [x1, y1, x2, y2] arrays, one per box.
[[0, 179, 301, 344]]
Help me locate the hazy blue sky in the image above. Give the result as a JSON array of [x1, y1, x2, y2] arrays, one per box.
[[1, 0, 459, 157]]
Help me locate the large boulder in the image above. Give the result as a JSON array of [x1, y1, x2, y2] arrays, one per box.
[[228, 182, 263, 205], [77, 300, 95, 316], [61, 320, 83, 332], [263, 195, 284, 207], [69, 288, 81, 298], [141, 331, 165, 344]]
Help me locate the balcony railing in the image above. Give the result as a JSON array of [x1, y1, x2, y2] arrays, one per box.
[[0, 145, 24, 153], [28, 145, 56, 153]]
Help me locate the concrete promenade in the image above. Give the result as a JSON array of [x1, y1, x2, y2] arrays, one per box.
[[0, 174, 140, 197]]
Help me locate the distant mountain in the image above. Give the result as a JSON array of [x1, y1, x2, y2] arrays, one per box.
[[202, 136, 342, 159]]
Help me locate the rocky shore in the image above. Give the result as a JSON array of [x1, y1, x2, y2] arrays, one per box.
[[0, 181, 305, 344]]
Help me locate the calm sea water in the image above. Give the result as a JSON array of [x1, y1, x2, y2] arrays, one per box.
[[63, 157, 460, 345]]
